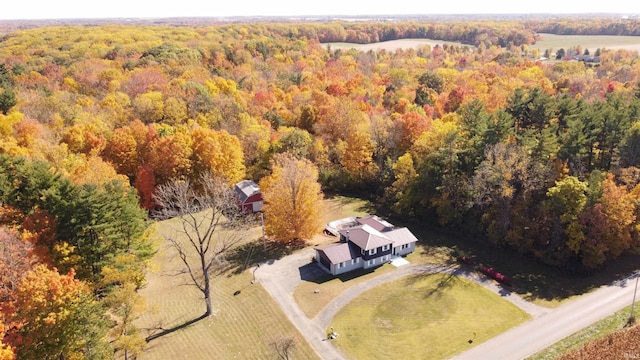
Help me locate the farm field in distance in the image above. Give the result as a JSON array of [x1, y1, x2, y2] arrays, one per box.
[[326, 33, 640, 53], [534, 33, 640, 53]]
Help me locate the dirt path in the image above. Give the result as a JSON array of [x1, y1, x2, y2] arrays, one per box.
[[256, 248, 549, 360]]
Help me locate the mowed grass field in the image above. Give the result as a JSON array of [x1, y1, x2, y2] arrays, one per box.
[[135, 216, 319, 360], [330, 273, 530, 360], [325, 38, 465, 51]]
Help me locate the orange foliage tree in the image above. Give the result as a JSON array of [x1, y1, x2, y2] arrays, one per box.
[[7, 265, 110, 360], [259, 154, 324, 242]]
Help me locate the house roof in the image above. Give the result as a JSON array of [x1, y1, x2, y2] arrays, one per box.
[[316, 241, 361, 264], [356, 215, 394, 232], [234, 180, 260, 203], [339, 224, 393, 251], [318, 214, 420, 266], [384, 227, 419, 247]]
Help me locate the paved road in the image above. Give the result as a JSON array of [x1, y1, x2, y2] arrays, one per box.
[[255, 247, 552, 360], [451, 273, 640, 360]]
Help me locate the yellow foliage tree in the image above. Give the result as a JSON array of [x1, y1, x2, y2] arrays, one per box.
[[132, 91, 164, 123], [340, 129, 378, 183], [259, 154, 324, 242], [69, 155, 129, 186], [190, 126, 245, 185]]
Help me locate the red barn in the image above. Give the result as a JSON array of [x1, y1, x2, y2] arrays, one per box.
[[234, 180, 263, 213]]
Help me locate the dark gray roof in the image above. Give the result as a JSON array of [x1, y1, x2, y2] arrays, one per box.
[[339, 224, 393, 251], [316, 242, 361, 264]]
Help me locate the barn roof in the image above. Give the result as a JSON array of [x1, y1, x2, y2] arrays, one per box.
[[234, 180, 260, 202]]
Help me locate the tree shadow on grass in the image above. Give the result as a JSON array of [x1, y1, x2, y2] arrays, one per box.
[[403, 267, 466, 299], [144, 312, 208, 343], [411, 224, 640, 303], [226, 238, 307, 275]]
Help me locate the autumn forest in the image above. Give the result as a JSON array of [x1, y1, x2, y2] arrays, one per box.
[[2, 17, 640, 358]]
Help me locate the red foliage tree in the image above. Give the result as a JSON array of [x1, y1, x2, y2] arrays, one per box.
[[134, 165, 157, 211]]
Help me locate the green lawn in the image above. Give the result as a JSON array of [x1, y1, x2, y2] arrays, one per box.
[[294, 249, 452, 319], [135, 217, 319, 360], [295, 263, 396, 319], [329, 273, 530, 360]]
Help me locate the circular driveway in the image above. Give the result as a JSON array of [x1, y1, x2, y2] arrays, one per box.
[[255, 247, 549, 360]]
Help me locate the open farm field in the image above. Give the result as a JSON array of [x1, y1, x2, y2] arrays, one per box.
[[325, 38, 465, 51], [533, 33, 640, 53], [327, 34, 640, 53]]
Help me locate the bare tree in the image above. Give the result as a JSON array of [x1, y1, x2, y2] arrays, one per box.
[[153, 173, 253, 317], [269, 336, 296, 360], [0, 227, 35, 302]]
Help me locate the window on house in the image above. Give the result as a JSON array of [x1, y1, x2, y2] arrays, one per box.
[[369, 248, 377, 256], [382, 244, 390, 251]]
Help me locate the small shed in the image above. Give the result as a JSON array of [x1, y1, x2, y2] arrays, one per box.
[[234, 180, 263, 213]]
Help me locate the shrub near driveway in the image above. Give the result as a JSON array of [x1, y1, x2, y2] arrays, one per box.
[[330, 273, 530, 360]]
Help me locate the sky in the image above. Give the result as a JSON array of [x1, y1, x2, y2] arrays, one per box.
[[2, 0, 640, 20]]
